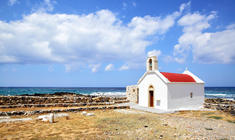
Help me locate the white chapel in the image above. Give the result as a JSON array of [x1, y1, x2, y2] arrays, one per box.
[[126, 56, 205, 110]]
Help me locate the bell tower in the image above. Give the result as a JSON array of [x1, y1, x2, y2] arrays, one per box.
[[146, 56, 158, 72]]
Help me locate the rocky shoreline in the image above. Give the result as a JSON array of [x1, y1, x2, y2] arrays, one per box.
[[204, 98, 235, 115], [0, 92, 234, 116], [0, 92, 129, 116], [0, 92, 128, 107]]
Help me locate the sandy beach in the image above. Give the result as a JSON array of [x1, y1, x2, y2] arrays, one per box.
[[0, 108, 234, 140]]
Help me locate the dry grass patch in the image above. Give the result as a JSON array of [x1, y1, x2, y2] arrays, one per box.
[[0, 109, 188, 140], [95, 110, 187, 139], [1, 109, 234, 139], [0, 111, 103, 140], [166, 110, 235, 122]]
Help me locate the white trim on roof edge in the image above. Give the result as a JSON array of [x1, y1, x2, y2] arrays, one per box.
[[137, 71, 169, 85], [137, 70, 204, 85], [183, 70, 205, 84]]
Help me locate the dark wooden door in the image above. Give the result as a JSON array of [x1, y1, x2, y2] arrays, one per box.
[[149, 91, 154, 107]]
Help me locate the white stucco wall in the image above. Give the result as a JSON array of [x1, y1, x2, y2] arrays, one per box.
[[167, 83, 204, 110], [138, 72, 168, 110]]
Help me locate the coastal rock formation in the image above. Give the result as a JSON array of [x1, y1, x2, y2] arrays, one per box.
[[0, 93, 128, 108], [204, 98, 235, 115], [205, 98, 235, 104], [0, 92, 130, 116]]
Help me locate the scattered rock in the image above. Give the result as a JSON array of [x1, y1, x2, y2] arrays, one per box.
[[159, 134, 163, 139], [49, 113, 54, 123], [38, 113, 69, 122], [81, 111, 94, 116], [81, 111, 87, 115], [38, 115, 49, 121], [0, 116, 10, 119], [86, 113, 95, 116], [0, 118, 32, 123], [24, 111, 34, 116], [55, 113, 69, 118], [162, 123, 168, 126], [205, 127, 213, 130]]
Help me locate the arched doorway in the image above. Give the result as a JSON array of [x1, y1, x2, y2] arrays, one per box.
[[149, 85, 154, 107]]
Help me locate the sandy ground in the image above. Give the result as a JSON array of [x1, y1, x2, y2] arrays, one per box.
[[0, 109, 234, 140]]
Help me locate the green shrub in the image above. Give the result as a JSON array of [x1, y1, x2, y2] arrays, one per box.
[[208, 116, 223, 120], [227, 120, 235, 123]]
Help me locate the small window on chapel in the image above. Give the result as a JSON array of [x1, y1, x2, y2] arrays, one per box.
[[190, 92, 193, 98], [156, 100, 160, 106]]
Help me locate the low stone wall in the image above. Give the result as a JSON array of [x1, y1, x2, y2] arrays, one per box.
[[0, 95, 127, 106], [126, 85, 138, 103], [204, 98, 235, 115], [0, 101, 130, 109], [0, 105, 130, 116]]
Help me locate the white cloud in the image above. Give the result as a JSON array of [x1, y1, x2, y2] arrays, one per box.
[[105, 64, 114, 71], [179, 1, 190, 13], [173, 11, 235, 64], [226, 24, 235, 30], [44, 0, 55, 12], [8, 0, 18, 6], [119, 65, 129, 71], [128, 11, 180, 36], [147, 49, 161, 57], [89, 64, 101, 73], [193, 28, 235, 63], [34, 0, 56, 12], [0, 3, 189, 71]]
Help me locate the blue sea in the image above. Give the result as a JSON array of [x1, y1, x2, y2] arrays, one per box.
[[0, 87, 234, 99]]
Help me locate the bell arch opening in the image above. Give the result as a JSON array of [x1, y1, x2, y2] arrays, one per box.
[[149, 59, 152, 71]]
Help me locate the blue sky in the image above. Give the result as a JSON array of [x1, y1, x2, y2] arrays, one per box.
[[0, 0, 235, 87]]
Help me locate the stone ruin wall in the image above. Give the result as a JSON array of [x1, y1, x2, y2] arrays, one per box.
[[126, 85, 138, 103], [204, 98, 235, 115], [0, 95, 128, 108]]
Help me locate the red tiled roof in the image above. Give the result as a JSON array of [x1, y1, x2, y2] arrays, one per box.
[[160, 72, 196, 82]]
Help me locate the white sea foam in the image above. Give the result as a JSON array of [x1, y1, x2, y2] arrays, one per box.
[[206, 93, 227, 97], [90, 92, 126, 97], [206, 93, 235, 100]]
